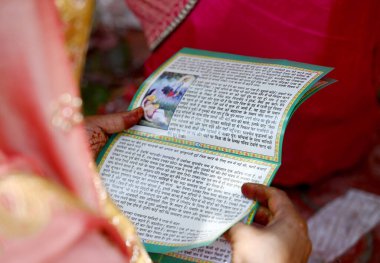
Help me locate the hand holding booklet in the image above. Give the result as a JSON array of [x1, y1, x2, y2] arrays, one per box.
[[97, 48, 334, 262]]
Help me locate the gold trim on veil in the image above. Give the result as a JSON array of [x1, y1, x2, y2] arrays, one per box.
[[55, 0, 95, 82], [55, 1, 151, 262]]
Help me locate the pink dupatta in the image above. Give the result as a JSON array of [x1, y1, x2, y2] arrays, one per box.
[[0, 1, 147, 262]]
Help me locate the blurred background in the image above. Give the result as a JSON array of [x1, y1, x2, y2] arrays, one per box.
[[80, 0, 149, 115]]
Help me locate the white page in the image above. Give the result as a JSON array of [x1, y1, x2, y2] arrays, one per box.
[[131, 54, 319, 158], [100, 134, 274, 247]]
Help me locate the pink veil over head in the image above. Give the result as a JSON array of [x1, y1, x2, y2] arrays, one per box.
[[0, 1, 132, 262]]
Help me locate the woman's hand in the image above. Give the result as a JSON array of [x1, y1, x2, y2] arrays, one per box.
[[84, 108, 143, 157], [227, 183, 311, 263]]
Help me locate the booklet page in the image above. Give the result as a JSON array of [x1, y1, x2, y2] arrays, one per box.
[[130, 51, 325, 160], [99, 134, 275, 250], [97, 49, 331, 254]]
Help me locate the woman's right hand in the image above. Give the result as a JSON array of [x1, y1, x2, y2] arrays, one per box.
[[226, 183, 311, 263]]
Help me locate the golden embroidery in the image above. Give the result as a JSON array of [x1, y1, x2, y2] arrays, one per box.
[[55, 1, 151, 261], [55, 0, 95, 82], [150, 0, 198, 50], [51, 93, 83, 131], [0, 174, 86, 238]]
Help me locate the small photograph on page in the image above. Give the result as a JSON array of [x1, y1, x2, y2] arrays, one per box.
[[140, 72, 197, 130]]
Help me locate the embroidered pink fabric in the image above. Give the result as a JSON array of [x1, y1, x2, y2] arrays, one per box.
[[0, 1, 129, 262], [127, 0, 380, 185], [125, 0, 198, 49]]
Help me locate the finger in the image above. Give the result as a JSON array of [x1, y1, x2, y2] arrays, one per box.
[[242, 183, 294, 217], [253, 205, 272, 225], [241, 183, 268, 207], [266, 189, 296, 219], [122, 107, 144, 130], [86, 108, 143, 134]]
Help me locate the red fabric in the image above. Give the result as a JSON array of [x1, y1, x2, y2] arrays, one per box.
[[132, 0, 380, 185]]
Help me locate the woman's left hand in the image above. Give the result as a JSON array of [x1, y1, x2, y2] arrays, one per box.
[[84, 107, 144, 157], [226, 183, 311, 263]]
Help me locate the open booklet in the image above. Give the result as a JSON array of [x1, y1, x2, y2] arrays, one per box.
[[97, 48, 334, 262]]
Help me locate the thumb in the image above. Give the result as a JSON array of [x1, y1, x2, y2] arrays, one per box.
[[86, 108, 143, 134]]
